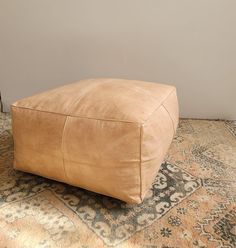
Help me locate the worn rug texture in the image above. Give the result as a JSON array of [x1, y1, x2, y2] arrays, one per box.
[[0, 113, 236, 248]]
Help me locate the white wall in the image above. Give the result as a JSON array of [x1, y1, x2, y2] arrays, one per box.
[[0, 0, 236, 119]]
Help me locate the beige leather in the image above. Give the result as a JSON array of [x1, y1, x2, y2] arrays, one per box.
[[11, 78, 179, 203]]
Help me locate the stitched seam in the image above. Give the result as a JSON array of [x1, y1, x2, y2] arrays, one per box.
[[11, 80, 137, 124], [139, 124, 143, 202], [61, 116, 69, 181], [11, 105, 140, 124], [142, 89, 176, 125], [11, 88, 176, 125], [162, 104, 175, 135]]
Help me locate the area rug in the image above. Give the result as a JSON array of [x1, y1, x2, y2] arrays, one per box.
[[0, 113, 236, 248]]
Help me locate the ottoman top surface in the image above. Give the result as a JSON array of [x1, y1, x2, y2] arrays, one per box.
[[12, 78, 176, 123]]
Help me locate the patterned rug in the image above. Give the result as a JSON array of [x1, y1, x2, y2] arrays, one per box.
[[0, 113, 236, 248]]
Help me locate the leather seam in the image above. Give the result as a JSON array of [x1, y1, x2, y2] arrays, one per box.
[[11, 88, 176, 125], [161, 104, 175, 135], [61, 115, 69, 182], [142, 89, 176, 125], [11, 105, 140, 124]]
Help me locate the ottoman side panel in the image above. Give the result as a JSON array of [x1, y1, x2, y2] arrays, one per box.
[[141, 105, 175, 200], [62, 116, 141, 204], [11, 106, 67, 181]]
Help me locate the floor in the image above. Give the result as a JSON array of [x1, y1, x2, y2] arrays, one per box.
[[0, 113, 236, 248]]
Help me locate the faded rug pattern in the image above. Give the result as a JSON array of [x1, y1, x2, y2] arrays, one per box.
[[0, 113, 236, 248]]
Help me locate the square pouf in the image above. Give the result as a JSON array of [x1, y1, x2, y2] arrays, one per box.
[[11, 78, 179, 203]]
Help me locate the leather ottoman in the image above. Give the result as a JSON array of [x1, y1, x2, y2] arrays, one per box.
[[11, 78, 179, 203]]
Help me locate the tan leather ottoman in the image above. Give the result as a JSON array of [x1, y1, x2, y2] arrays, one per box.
[[11, 78, 179, 204]]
